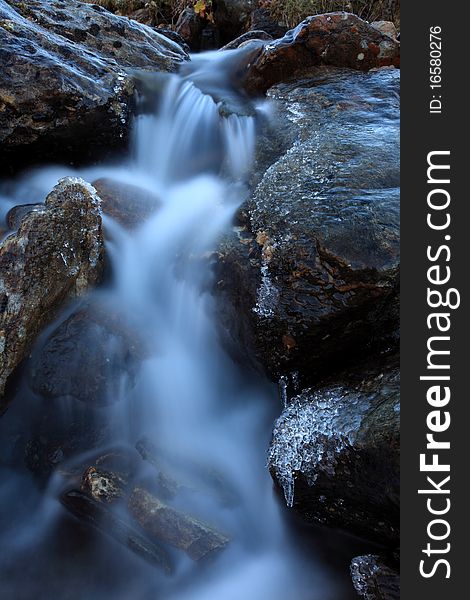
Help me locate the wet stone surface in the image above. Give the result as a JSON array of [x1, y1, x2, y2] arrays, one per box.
[[268, 356, 400, 545], [216, 66, 400, 383]]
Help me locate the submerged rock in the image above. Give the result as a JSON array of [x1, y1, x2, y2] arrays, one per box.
[[268, 356, 399, 545], [0, 177, 104, 402], [216, 67, 400, 383], [129, 488, 230, 561], [0, 0, 188, 171], [6, 203, 44, 230], [244, 13, 400, 94], [350, 555, 400, 599], [61, 489, 172, 573], [29, 302, 145, 406], [92, 178, 161, 229]]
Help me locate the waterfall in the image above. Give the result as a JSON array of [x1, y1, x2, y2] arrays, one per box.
[[0, 49, 350, 600]]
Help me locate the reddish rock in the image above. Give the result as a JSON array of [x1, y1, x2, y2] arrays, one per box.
[[244, 12, 400, 94]]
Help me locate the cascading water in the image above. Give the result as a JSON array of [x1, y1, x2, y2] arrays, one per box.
[[0, 49, 358, 599]]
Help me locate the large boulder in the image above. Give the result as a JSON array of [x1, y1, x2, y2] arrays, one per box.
[[0, 177, 104, 403], [268, 356, 400, 545], [0, 0, 188, 171], [216, 66, 400, 383], [244, 13, 400, 94]]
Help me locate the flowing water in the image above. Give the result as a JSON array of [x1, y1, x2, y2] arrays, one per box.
[[0, 50, 364, 599]]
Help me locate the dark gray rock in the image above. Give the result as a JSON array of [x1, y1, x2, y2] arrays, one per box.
[[0, 0, 188, 171], [0, 177, 104, 402], [268, 356, 400, 545], [29, 302, 145, 406], [6, 203, 44, 230], [350, 554, 400, 599], [216, 67, 400, 383], [61, 489, 173, 573]]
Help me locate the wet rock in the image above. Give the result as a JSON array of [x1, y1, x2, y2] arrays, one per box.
[[175, 7, 205, 51], [24, 415, 111, 477], [61, 489, 172, 573], [81, 466, 127, 503], [221, 30, 273, 51], [350, 555, 400, 599], [268, 356, 400, 545], [156, 28, 191, 54], [216, 67, 400, 382], [129, 488, 230, 561], [136, 436, 239, 507], [244, 13, 400, 94], [214, 0, 257, 44], [370, 21, 398, 41], [6, 203, 44, 230], [29, 302, 145, 407], [0, 0, 188, 171], [0, 177, 104, 402], [92, 178, 161, 229]]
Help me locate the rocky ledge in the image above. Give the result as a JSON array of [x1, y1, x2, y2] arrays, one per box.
[[0, 0, 188, 172], [0, 177, 104, 405], [216, 66, 400, 384]]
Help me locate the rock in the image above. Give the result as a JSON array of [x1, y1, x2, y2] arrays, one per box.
[[92, 178, 161, 229], [0, 0, 188, 172], [29, 302, 145, 407], [213, 0, 257, 44], [24, 415, 111, 477], [268, 356, 400, 545], [6, 203, 44, 230], [136, 436, 239, 507], [350, 555, 400, 599], [221, 30, 273, 51], [61, 489, 172, 573], [216, 67, 400, 383], [244, 13, 400, 94], [370, 21, 398, 41], [249, 7, 288, 39], [175, 7, 204, 51], [81, 466, 127, 503], [156, 28, 191, 54], [128, 487, 230, 561], [0, 177, 104, 402]]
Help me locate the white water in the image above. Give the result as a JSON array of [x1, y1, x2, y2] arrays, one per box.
[[0, 50, 353, 599]]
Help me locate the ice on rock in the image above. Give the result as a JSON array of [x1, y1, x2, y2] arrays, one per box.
[[268, 387, 372, 507], [253, 262, 279, 318]]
